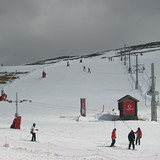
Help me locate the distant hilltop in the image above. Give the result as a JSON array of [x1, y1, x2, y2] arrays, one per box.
[[27, 41, 160, 65]]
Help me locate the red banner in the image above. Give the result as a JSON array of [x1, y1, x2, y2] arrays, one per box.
[[80, 98, 86, 117], [124, 101, 135, 114]]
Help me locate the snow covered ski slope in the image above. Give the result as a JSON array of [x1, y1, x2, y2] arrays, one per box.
[[0, 49, 160, 160]]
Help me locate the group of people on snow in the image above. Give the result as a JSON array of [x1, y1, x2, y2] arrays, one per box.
[[110, 127, 142, 150], [83, 66, 91, 73], [108, 57, 114, 61], [29, 123, 142, 148]]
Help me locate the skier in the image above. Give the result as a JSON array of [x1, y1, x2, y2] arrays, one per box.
[[88, 68, 91, 73], [30, 123, 38, 142], [110, 128, 116, 147], [128, 130, 135, 150], [42, 70, 46, 78], [83, 66, 86, 72], [67, 61, 70, 67], [135, 127, 142, 145]]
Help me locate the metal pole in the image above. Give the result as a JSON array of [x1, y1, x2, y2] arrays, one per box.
[[15, 92, 18, 117], [151, 63, 157, 121], [124, 44, 126, 65], [135, 54, 139, 89], [128, 50, 131, 73], [114, 112, 116, 128]]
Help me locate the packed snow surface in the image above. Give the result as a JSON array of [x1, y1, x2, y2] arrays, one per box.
[[1, 49, 160, 160]]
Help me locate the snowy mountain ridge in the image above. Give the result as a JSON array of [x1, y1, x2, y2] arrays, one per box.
[[26, 41, 160, 65]]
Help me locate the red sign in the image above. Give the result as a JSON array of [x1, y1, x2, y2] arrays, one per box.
[[80, 98, 86, 117], [124, 101, 135, 114]]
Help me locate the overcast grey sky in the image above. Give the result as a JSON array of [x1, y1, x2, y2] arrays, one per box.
[[0, 0, 160, 65]]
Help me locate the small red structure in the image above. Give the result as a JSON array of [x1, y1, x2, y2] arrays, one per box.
[[42, 71, 46, 78], [10, 116, 22, 129], [80, 98, 86, 117], [118, 95, 139, 120], [0, 93, 7, 101], [80, 59, 83, 63]]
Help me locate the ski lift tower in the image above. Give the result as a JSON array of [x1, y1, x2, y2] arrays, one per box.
[[130, 53, 145, 89], [147, 63, 159, 121]]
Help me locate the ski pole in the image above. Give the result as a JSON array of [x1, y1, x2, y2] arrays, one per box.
[[103, 140, 112, 146], [25, 134, 31, 140], [36, 129, 38, 142]]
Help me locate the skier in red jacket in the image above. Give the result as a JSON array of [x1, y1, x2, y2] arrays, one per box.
[[110, 128, 116, 147], [135, 127, 142, 145]]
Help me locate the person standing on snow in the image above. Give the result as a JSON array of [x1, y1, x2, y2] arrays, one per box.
[[88, 68, 91, 73], [30, 123, 38, 142], [128, 130, 135, 150], [1, 89, 4, 96], [110, 128, 116, 147], [83, 66, 86, 72], [135, 127, 142, 145]]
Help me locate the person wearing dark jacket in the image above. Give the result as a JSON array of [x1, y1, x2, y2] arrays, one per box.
[[128, 130, 135, 150]]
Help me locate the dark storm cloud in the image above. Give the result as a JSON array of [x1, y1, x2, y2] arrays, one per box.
[[0, 0, 160, 65]]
